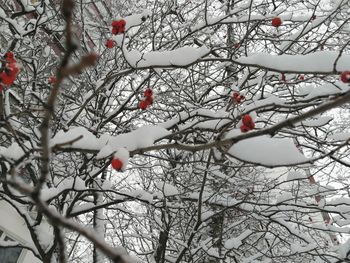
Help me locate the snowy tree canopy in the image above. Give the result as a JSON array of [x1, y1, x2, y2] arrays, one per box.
[[1, 0, 350, 262]]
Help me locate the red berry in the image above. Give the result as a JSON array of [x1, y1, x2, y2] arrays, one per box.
[[112, 27, 118, 35], [271, 17, 282, 28], [119, 19, 126, 27], [340, 71, 350, 83], [0, 72, 15, 85], [239, 95, 245, 101], [105, 39, 115, 48], [247, 121, 255, 129], [311, 15, 316, 20], [240, 125, 250, 133], [48, 76, 57, 84], [232, 92, 239, 98], [111, 158, 123, 170], [242, 114, 254, 129], [0, 64, 19, 86], [144, 88, 153, 97], [281, 74, 286, 82], [299, 75, 304, 81], [242, 114, 252, 124], [4, 52, 15, 63], [139, 100, 148, 110], [145, 96, 153, 105], [111, 19, 126, 35]]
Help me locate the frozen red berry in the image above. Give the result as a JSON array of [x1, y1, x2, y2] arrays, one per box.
[[0, 64, 19, 86], [48, 76, 57, 85], [111, 19, 126, 35], [111, 20, 119, 27], [242, 114, 252, 125], [105, 39, 115, 48], [4, 52, 16, 63], [139, 100, 148, 110], [232, 92, 245, 104], [233, 92, 239, 98], [144, 88, 153, 97], [242, 114, 255, 129], [248, 121, 255, 129], [340, 71, 350, 83], [111, 158, 123, 170], [271, 17, 282, 28], [240, 125, 250, 133], [112, 27, 118, 35], [145, 96, 153, 105], [299, 75, 304, 81]]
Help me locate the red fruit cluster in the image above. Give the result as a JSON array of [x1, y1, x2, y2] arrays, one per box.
[[111, 20, 126, 35], [271, 17, 282, 28], [240, 114, 255, 133], [0, 52, 19, 87], [105, 39, 115, 49], [111, 158, 123, 171], [139, 88, 154, 110], [340, 71, 350, 83], [299, 75, 305, 81], [232, 92, 245, 104]]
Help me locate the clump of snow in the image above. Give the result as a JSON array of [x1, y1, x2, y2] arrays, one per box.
[[276, 192, 293, 203], [291, 243, 317, 253], [96, 145, 113, 159], [123, 46, 209, 68], [287, 171, 307, 181], [34, 224, 54, 251], [328, 133, 350, 141], [300, 116, 333, 127], [224, 230, 252, 249], [41, 177, 86, 201], [0, 142, 25, 160], [337, 238, 350, 259], [228, 135, 308, 166], [130, 189, 153, 203], [155, 182, 179, 196], [298, 82, 349, 100], [113, 148, 130, 170], [236, 51, 350, 73], [49, 125, 170, 154]]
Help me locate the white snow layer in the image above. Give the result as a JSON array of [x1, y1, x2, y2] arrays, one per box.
[[224, 230, 252, 250], [155, 182, 180, 196], [228, 135, 308, 166], [236, 51, 350, 73], [124, 46, 210, 68], [50, 125, 170, 153]]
